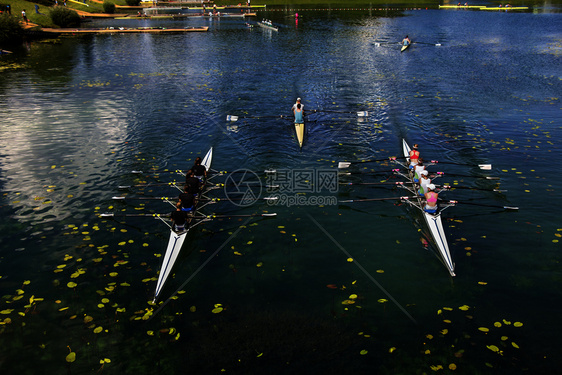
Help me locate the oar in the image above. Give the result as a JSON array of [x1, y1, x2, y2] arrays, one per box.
[[117, 182, 212, 190], [445, 200, 518, 210], [374, 42, 400, 46], [338, 156, 406, 169], [226, 114, 289, 121], [413, 42, 442, 46], [338, 172, 396, 177], [222, 182, 281, 189], [202, 196, 279, 203], [99, 213, 170, 218], [207, 168, 289, 176], [340, 196, 416, 203], [119, 182, 279, 191], [131, 169, 185, 175], [309, 109, 369, 116], [118, 182, 182, 189], [112, 196, 174, 201], [193, 213, 277, 219], [434, 172, 500, 180], [99, 212, 278, 218], [340, 181, 409, 186], [438, 185, 507, 193], [430, 160, 492, 170]]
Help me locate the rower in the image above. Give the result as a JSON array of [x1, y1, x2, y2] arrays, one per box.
[[409, 144, 420, 168], [189, 156, 207, 181], [402, 35, 411, 46], [293, 103, 304, 125], [413, 158, 425, 182], [178, 185, 195, 212], [292, 97, 304, 113], [419, 170, 431, 195], [424, 183, 438, 213], [185, 170, 201, 195], [170, 207, 188, 232]]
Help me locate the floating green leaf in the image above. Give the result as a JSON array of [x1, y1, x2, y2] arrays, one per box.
[[66, 352, 76, 363]]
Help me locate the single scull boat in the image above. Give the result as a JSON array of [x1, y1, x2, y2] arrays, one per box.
[[295, 120, 305, 149]]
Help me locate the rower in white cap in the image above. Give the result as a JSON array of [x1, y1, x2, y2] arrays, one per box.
[[292, 97, 304, 123], [413, 158, 426, 182], [292, 97, 303, 113], [419, 170, 431, 195]]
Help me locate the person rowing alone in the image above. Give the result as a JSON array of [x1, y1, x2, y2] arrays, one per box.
[[402, 35, 411, 47], [292, 97, 304, 114], [293, 102, 304, 125]]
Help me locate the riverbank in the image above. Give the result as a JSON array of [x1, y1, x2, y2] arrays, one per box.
[[40, 25, 209, 33]]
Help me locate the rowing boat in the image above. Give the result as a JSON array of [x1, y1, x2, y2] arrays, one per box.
[[479, 6, 529, 10], [257, 21, 279, 31], [401, 42, 410, 52], [438, 4, 485, 9], [153, 147, 213, 302], [399, 140, 455, 276], [295, 121, 305, 149]]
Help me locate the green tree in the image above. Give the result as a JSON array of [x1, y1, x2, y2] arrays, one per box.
[[0, 14, 24, 47], [103, 1, 116, 14], [49, 6, 81, 28]]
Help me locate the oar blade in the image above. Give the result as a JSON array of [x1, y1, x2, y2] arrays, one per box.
[[448, 200, 518, 210], [478, 164, 492, 170], [226, 115, 239, 122], [338, 162, 352, 169]]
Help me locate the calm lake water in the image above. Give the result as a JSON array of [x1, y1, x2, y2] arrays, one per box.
[[0, 3, 561, 374]]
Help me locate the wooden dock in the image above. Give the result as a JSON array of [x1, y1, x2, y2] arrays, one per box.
[[41, 26, 209, 34]]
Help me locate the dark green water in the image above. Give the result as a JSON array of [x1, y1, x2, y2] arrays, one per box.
[[0, 4, 561, 374]]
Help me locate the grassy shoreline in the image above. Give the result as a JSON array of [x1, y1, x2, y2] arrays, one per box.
[[4, 0, 542, 29]]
